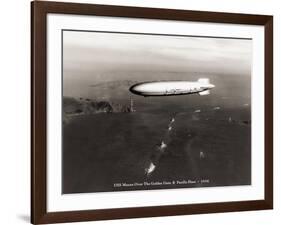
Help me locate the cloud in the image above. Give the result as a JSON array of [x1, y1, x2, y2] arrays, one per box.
[[63, 30, 252, 85]]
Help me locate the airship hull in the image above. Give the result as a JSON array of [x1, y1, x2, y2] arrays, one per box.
[[129, 79, 215, 97]]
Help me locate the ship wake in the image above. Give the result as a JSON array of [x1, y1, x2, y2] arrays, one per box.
[[144, 116, 176, 176]]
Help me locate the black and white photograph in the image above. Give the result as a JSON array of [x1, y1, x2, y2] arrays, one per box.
[[62, 30, 252, 194]]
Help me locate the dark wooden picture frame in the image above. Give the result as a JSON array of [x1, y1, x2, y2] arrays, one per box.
[[31, 1, 273, 224]]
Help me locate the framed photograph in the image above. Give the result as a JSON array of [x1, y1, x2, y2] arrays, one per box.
[[31, 1, 273, 224]]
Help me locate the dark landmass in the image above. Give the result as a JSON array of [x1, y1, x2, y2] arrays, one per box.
[[63, 97, 132, 124]]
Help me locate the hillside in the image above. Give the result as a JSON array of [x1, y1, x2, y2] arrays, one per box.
[[63, 97, 132, 124]]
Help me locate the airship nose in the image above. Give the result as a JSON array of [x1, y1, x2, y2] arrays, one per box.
[[209, 84, 215, 89], [129, 84, 142, 94]]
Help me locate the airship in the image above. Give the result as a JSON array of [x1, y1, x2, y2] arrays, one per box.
[[129, 78, 215, 97]]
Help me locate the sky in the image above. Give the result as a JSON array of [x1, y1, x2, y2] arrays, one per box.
[[63, 30, 252, 98]]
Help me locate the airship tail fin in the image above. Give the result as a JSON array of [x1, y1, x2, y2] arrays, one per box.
[[199, 90, 210, 95], [198, 78, 210, 85]]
